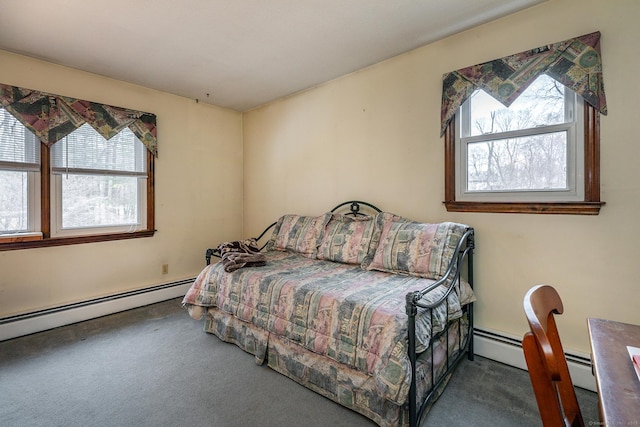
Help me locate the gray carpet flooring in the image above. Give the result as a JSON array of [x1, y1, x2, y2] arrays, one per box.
[[0, 298, 599, 426]]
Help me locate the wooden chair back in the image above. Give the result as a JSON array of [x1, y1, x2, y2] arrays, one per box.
[[522, 284, 584, 427]]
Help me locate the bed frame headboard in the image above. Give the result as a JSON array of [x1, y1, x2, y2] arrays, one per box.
[[330, 200, 381, 217], [205, 201, 381, 265], [252, 200, 381, 250]]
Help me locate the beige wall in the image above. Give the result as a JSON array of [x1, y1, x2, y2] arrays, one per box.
[[243, 0, 640, 354], [0, 51, 244, 317], [2, 0, 638, 354]]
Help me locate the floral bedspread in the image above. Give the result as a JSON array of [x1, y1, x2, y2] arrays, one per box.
[[182, 250, 472, 404]]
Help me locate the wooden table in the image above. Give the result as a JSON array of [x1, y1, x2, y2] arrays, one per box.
[[587, 318, 640, 426]]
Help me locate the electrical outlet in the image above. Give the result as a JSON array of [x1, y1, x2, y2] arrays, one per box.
[[162, 264, 169, 275]]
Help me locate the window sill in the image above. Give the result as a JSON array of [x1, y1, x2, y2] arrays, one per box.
[[444, 201, 605, 215], [0, 230, 156, 251], [0, 232, 43, 244]]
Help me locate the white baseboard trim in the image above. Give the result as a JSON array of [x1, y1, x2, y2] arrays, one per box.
[[473, 328, 596, 392], [0, 278, 195, 342]]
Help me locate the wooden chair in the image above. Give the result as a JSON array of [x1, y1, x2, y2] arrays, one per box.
[[522, 285, 584, 427]]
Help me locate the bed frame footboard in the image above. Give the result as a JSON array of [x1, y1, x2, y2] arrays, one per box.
[[406, 228, 475, 427]]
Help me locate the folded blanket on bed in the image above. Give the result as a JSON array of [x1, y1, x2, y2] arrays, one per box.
[[221, 251, 266, 272], [214, 238, 266, 272]]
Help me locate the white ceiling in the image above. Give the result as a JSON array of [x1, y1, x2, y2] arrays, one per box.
[[0, 0, 544, 112]]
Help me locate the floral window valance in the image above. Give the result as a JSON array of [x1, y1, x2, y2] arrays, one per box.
[[0, 83, 158, 156], [440, 31, 607, 136]]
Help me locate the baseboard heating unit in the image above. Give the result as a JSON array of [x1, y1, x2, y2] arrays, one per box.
[[0, 278, 194, 342], [474, 328, 596, 392]]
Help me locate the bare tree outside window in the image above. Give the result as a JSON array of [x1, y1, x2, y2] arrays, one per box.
[[464, 75, 570, 193]]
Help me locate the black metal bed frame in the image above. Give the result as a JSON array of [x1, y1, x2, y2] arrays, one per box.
[[406, 226, 474, 426], [205, 200, 381, 265], [203, 201, 474, 427]]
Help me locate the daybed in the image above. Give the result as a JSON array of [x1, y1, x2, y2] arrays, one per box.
[[182, 201, 475, 427]]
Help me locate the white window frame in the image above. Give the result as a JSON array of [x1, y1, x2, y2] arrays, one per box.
[[455, 83, 584, 203], [50, 127, 148, 238], [0, 166, 41, 237], [50, 174, 147, 238], [0, 109, 41, 238]]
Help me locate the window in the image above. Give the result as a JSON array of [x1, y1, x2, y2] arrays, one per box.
[[445, 76, 603, 215], [457, 75, 583, 202], [0, 108, 41, 236], [441, 32, 606, 215], [50, 124, 148, 237], [0, 107, 155, 250]]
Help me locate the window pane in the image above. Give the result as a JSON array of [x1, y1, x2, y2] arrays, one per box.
[[0, 170, 28, 233], [467, 131, 568, 191], [0, 107, 39, 167], [61, 174, 139, 228], [468, 75, 566, 136], [52, 124, 145, 173]]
